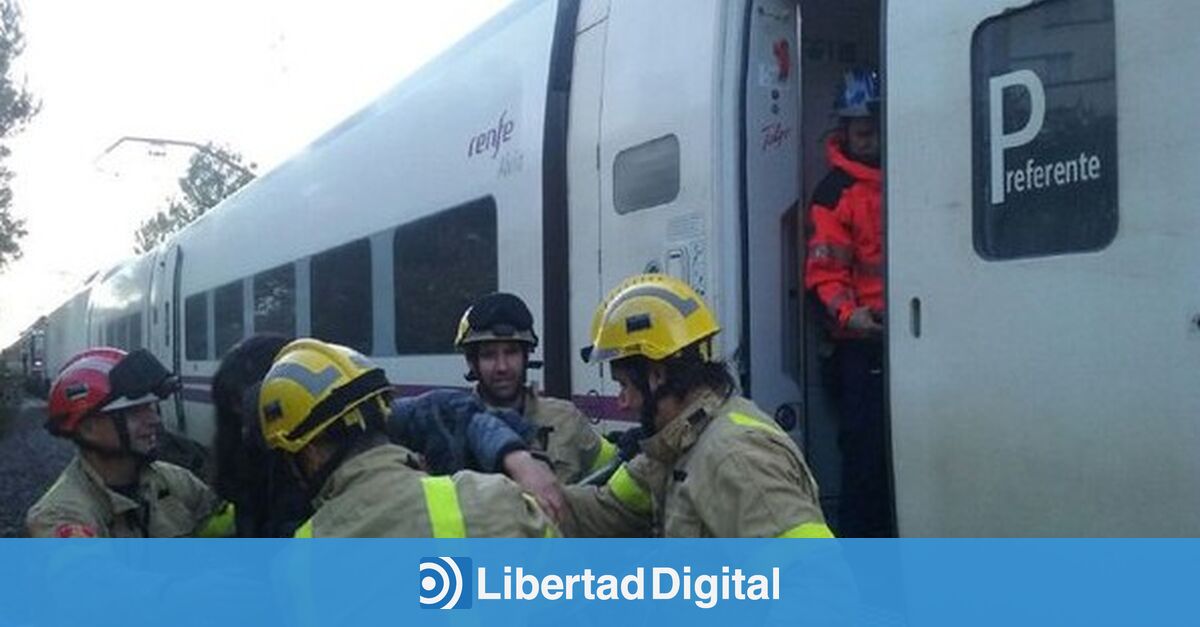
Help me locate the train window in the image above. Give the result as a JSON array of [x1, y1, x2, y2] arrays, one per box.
[[128, 313, 143, 350], [311, 238, 373, 354], [393, 197, 497, 355], [254, 263, 296, 336], [613, 134, 680, 214], [214, 280, 245, 357], [185, 292, 209, 360], [106, 320, 123, 349], [971, 0, 1117, 259]]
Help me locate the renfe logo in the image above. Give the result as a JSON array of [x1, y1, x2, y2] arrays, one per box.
[[988, 69, 1103, 205], [468, 110, 515, 159], [419, 557, 473, 610]]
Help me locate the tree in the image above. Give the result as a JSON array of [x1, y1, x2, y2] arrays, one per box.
[[134, 144, 256, 254], [0, 1, 40, 271]]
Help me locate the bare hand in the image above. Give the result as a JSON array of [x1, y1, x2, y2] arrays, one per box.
[[846, 307, 884, 335], [502, 450, 567, 524]]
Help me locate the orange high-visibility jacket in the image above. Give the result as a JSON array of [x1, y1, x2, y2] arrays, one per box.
[[805, 135, 883, 331]]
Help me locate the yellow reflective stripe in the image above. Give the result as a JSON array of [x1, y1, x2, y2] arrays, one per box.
[[777, 522, 836, 539], [588, 438, 619, 474], [728, 412, 783, 435], [606, 464, 651, 515], [196, 502, 236, 538], [421, 476, 467, 538], [521, 493, 561, 538], [293, 518, 314, 538]]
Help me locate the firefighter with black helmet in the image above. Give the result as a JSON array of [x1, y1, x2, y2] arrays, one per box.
[[455, 292, 617, 484], [26, 347, 233, 537], [258, 338, 558, 537], [563, 275, 832, 538]]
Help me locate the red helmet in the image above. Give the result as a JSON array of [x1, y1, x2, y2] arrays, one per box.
[[47, 347, 178, 436]]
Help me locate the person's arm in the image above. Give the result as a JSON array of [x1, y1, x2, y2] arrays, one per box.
[[806, 193, 861, 329], [561, 454, 661, 537], [695, 433, 833, 538], [26, 506, 104, 538], [160, 463, 236, 537]]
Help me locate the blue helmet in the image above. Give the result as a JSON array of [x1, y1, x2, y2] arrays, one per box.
[[834, 68, 881, 118]]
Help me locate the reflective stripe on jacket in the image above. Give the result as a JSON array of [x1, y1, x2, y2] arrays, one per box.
[[563, 392, 832, 538], [805, 135, 883, 332]]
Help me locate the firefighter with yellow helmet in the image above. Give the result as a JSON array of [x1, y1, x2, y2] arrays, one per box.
[[563, 274, 833, 538], [258, 338, 558, 537], [454, 292, 617, 484]]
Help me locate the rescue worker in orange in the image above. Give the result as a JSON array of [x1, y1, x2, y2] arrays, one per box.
[[257, 338, 558, 537], [26, 348, 234, 538], [805, 68, 894, 536], [562, 274, 832, 538], [455, 292, 617, 484]]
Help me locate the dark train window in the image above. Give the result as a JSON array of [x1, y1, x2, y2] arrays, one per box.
[[394, 197, 498, 355], [214, 280, 245, 358], [614, 134, 681, 214], [128, 313, 143, 351], [971, 0, 1117, 259], [254, 264, 296, 337], [107, 320, 124, 350], [185, 292, 209, 360], [311, 238, 373, 354]]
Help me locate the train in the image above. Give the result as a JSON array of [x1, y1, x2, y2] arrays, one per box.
[[6, 0, 1197, 536]]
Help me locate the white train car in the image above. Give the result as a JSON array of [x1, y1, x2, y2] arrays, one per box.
[[40, 0, 1200, 536]]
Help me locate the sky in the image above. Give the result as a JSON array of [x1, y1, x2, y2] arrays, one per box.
[[0, 0, 514, 346]]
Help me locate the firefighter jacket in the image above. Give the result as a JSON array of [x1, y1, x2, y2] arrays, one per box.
[[516, 388, 617, 484], [293, 443, 558, 538], [805, 135, 884, 332], [561, 390, 832, 538], [26, 455, 233, 538]]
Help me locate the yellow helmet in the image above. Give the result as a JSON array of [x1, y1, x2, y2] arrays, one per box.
[[258, 339, 391, 454], [581, 274, 720, 364]]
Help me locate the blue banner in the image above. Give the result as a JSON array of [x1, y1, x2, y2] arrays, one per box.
[[0, 540, 1197, 626]]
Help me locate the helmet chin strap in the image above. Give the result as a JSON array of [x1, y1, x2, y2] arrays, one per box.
[[618, 359, 661, 435], [74, 411, 155, 464]]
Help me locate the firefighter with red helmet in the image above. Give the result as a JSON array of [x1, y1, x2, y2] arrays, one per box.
[[25, 347, 233, 537], [805, 68, 895, 537]]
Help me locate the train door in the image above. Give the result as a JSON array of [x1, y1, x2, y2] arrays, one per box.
[[592, 0, 726, 418], [566, 0, 613, 416], [887, 0, 1200, 535], [149, 244, 186, 433], [739, 0, 804, 467], [788, 0, 885, 534]]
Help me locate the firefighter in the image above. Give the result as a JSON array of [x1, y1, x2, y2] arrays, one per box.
[[26, 347, 233, 538], [455, 292, 617, 483], [257, 338, 558, 537], [562, 274, 832, 538], [805, 68, 895, 537]]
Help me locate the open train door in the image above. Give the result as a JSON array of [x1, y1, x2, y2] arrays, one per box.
[[887, 0, 1200, 536], [738, 0, 805, 446]]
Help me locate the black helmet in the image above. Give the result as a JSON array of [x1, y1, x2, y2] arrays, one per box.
[[454, 293, 538, 349]]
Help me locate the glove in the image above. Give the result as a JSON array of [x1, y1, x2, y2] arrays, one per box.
[[610, 426, 647, 461]]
